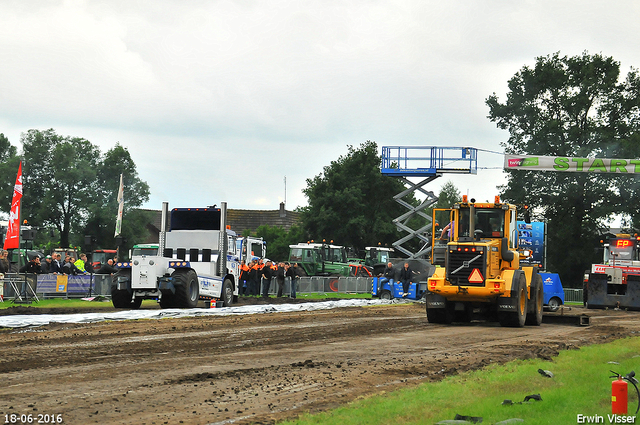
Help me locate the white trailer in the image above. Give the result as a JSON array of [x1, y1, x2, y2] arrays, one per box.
[[112, 202, 240, 309]]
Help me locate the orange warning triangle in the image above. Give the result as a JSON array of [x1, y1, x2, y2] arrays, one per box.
[[468, 268, 484, 283]]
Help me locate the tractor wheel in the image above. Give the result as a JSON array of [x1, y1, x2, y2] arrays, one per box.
[[111, 269, 135, 309], [525, 273, 543, 326], [498, 273, 528, 327], [173, 269, 199, 308], [380, 290, 392, 300], [222, 278, 234, 307], [159, 295, 175, 309]]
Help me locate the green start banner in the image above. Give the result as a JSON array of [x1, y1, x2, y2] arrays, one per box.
[[504, 154, 640, 173]]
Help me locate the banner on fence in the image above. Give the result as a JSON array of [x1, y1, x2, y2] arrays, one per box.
[[37, 274, 94, 294]]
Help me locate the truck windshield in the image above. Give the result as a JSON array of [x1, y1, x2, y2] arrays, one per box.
[[249, 242, 263, 258], [290, 248, 303, 262], [458, 208, 504, 238], [132, 248, 158, 256]]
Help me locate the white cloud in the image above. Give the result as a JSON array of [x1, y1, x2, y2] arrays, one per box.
[[0, 0, 638, 214]]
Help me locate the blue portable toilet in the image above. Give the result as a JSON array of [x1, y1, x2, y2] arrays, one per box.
[[540, 272, 564, 312]]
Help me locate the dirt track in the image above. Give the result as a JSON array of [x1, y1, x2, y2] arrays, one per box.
[[0, 300, 638, 425]]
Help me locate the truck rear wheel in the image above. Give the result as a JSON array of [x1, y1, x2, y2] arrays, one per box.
[[173, 269, 199, 308], [525, 273, 543, 326], [159, 294, 175, 308], [222, 278, 234, 307], [111, 269, 140, 309], [498, 273, 527, 327]]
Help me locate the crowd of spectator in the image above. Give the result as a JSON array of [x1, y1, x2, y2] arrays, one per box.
[[16, 252, 119, 275], [238, 258, 302, 299]]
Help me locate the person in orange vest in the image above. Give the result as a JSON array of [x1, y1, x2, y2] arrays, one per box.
[[261, 260, 273, 298], [239, 260, 250, 296], [275, 262, 286, 297], [248, 260, 259, 296]]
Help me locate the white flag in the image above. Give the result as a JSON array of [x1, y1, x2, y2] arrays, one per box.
[[115, 174, 124, 237]]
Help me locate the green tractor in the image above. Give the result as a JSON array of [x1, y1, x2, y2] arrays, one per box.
[[288, 242, 351, 277]]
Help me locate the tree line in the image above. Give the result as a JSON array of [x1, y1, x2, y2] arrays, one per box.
[[0, 129, 150, 257]]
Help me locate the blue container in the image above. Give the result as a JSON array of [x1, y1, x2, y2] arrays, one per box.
[[540, 272, 564, 311]]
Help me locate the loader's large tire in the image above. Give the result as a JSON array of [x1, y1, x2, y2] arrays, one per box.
[[498, 273, 527, 327], [111, 269, 140, 309], [426, 305, 446, 324], [222, 278, 234, 307], [426, 298, 455, 324], [525, 273, 543, 326], [173, 269, 199, 308]]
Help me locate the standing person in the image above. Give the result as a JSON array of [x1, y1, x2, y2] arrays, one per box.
[[20, 256, 42, 274], [275, 262, 286, 297], [0, 250, 10, 274], [82, 254, 94, 274], [40, 255, 52, 273], [238, 260, 249, 296], [97, 258, 118, 275], [0, 250, 9, 301], [74, 253, 88, 274], [247, 260, 258, 296], [285, 262, 300, 299], [50, 253, 63, 274], [261, 260, 273, 298], [399, 262, 413, 298]]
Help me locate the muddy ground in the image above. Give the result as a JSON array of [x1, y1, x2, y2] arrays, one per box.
[[0, 298, 638, 425]]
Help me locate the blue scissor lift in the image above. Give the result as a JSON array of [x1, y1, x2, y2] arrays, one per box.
[[380, 146, 478, 267]]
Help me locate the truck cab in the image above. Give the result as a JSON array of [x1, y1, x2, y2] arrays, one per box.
[[112, 203, 240, 309]]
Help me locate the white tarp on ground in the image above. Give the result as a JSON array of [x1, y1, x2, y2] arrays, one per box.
[[0, 299, 397, 329]]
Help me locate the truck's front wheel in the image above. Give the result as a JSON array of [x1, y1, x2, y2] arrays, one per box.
[[498, 273, 527, 327], [173, 269, 199, 308], [111, 269, 140, 309]]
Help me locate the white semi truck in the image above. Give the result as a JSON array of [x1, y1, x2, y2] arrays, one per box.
[[111, 202, 240, 309]]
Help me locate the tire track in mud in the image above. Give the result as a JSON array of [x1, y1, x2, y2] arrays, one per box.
[[1, 304, 639, 424]]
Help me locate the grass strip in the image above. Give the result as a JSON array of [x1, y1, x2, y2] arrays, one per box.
[[284, 336, 640, 424]]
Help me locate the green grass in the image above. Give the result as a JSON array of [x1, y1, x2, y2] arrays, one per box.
[[283, 336, 640, 425], [0, 298, 157, 309]]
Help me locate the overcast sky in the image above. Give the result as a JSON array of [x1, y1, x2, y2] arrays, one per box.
[[1, 0, 639, 213]]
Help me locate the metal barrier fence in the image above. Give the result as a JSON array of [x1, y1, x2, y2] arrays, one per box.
[[563, 288, 583, 303], [0, 274, 585, 301], [1, 273, 114, 300], [262, 276, 373, 296], [0, 274, 374, 300]]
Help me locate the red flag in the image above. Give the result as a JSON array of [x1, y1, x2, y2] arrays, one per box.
[[4, 162, 23, 250]]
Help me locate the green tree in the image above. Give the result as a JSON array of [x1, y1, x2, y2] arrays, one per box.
[[486, 52, 640, 286], [301, 141, 416, 250], [81, 144, 150, 256], [21, 129, 101, 248], [255, 224, 306, 262], [0, 133, 20, 213]]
